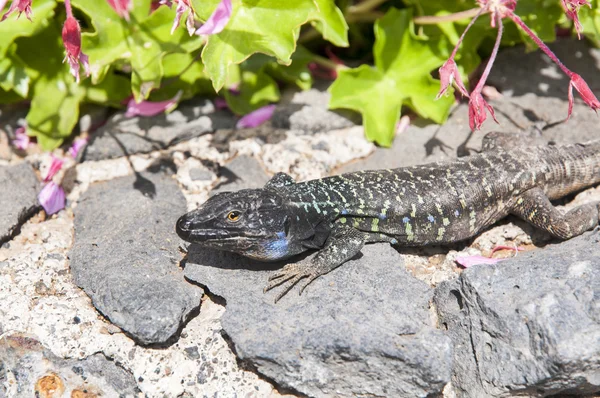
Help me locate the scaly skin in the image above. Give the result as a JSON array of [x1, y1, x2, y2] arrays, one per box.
[[176, 135, 600, 302]]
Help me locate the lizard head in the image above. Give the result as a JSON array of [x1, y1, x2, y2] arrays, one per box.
[[176, 189, 299, 261]]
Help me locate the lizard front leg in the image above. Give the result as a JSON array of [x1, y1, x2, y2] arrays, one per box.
[[510, 187, 600, 239], [264, 224, 366, 302]]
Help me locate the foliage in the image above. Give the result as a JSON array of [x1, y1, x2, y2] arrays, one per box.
[[0, 0, 598, 150]]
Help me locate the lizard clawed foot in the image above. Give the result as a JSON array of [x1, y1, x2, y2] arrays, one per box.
[[264, 263, 320, 303]]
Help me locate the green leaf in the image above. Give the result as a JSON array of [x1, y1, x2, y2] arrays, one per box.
[[264, 45, 314, 90], [223, 62, 280, 115], [0, 0, 56, 58], [154, 52, 213, 101], [0, 46, 30, 98], [17, 21, 129, 150], [309, 0, 349, 47], [74, 0, 204, 101], [197, 0, 347, 91], [329, 8, 453, 147]]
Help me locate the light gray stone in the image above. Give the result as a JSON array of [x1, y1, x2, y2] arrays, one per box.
[[435, 232, 600, 397], [272, 88, 356, 133], [83, 98, 236, 161], [212, 155, 270, 194], [0, 333, 140, 397], [0, 163, 39, 245], [184, 243, 453, 397], [69, 171, 202, 344]]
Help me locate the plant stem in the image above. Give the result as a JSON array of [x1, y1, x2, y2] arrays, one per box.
[[450, 6, 486, 59], [413, 8, 481, 25], [64, 0, 73, 17], [475, 13, 503, 92], [346, 11, 384, 23], [507, 11, 572, 77], [311, 54, 348, 71], [347, 0, 387, 15]]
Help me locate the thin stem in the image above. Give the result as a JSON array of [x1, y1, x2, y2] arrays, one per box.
[[475, 13, 504, 92], [347, 0, 387, 15], [298, 28, 320, 44], [64, 0, 73, 17], [413, 8, 481, 25], [311, 54, 349, 71], [450, 6, 487, 60], [508, 11, 572, 77], [346, 11, 384, 23]]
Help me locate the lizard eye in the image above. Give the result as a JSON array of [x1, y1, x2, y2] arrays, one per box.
[[226, 210, 241, 222]]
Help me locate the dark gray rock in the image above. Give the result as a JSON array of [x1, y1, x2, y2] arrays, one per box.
[[272, 88, 356, 133], [0, 333, 140, 397], [212, 155, 270, 194], [69, 172, 202, 344], [83, 98, 236, 161], [0, 163, 39, 245], [184, 243, 453, 397], [435, 232, 600, 397]]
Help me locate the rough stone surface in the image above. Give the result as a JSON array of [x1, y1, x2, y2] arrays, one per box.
[[83, 99, 236, 161], [0, 210, 280, 397], [272, 87, 356, 133], [212, 155, 270, 194], [69, 171, 202, 345], [0, 162, 39, 245], [0, 333, 140, 397], [435, 232, 600, 398], [184, 243, 453, 397]]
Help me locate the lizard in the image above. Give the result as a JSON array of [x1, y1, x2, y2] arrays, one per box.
[[176, 133, 600, 302]]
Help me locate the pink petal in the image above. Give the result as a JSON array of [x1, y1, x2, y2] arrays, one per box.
[[213, 97, 229, 110], [12, 126, 30, 150], [38, 182, 66, 215], [568, 73, 600, 120], [68, 137, 88, 158], [125, 91, 182, 118], [490, 245, 524, 254], [106, 0, 131, 20], [195, 0, 232, 35], [1, 0, 32, 21], [236, 104, 276, 129], [170, 0, 191, 34], [44, 155, 64, 182], [395, 115, 411, 135], [455, 255, 505, 268]]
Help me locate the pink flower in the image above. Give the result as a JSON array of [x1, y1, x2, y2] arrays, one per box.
[[44, 155, 64, 182], [38, 182, 65, 215], [567, 73, 600, 119], [170, 0, 196, 36], [12, 126, 30, 150], [68, 137, 88, 158], [395, 115, 411, 135], [436, 59, 469, 99], [490, 245, 524, 254], [151, 0, 172, 12], [213, 97, 229, 110], [236, 104, 276, 129], [561, 0, 591, 38], [125, 91, 182, 117], [62, 16, 90, 83], [1, 0, 32, 22], [106, 0, 131, 20], [468, 91, 498, 131], [196, 0, 232, 36], [455, 255, 505, 268]]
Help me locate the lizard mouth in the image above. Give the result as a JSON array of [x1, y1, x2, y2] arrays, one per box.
[[176, 215, 265, 243]]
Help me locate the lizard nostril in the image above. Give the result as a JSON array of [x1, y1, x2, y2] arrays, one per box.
[[176, 215, 191, 235]]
